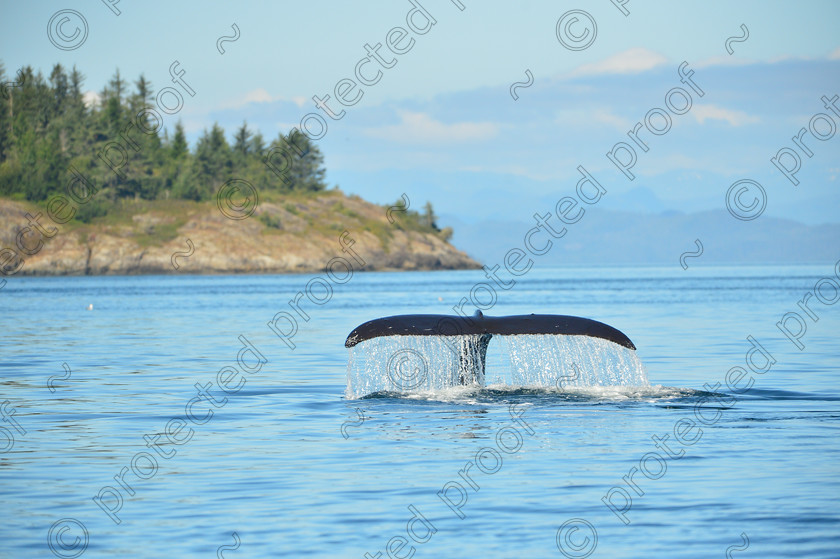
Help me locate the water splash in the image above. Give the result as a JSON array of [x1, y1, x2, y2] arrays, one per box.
[[346, 334, 648, 399], [503, 334, 649, 388], [346, 335, 473, 399]]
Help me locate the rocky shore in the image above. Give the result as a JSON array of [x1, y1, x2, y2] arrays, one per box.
[[0, 192, 479, 276]]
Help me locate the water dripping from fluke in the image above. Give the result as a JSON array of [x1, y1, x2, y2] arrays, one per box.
[[344, 311, 649, 399]]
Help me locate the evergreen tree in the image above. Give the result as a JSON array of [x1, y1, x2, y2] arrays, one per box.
[[0, 62, 437, 225], [170, 121, 188, 160], [108, 68, 126, 105], [100, 69, 125, 134], [130, 75, 152, 112], [48, 64, 69, 119], [176, 123, 231, 200], [421, 201, 438, 230], [163, 121, 189, 199], [0, 63, 10, 163], [233, 122, 252, 159], [64, 66, 89, 156], [283, 130, 326, 192], [250, 131, 265, 155], [68, 66, 85, 108], [232, 121, 253, 179]]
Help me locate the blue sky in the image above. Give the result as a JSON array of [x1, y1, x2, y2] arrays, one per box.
[[2, 0, 839, 225]]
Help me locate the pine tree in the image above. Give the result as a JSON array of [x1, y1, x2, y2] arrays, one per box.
[[283, 131, 326, 192], [232, 121, 252, 176], [177, 123, 232, 200], [0, 62, 422, 220], [422, 201, 438, 230], [250, 132, 265, 155], [170, 121, 188, 160], [48, 64, 69, 119], [100, 69, 125, 134], [0, 63, 10, 163], [233, 122, 252, 158]]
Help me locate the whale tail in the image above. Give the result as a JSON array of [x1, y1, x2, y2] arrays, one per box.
[[345, 310, 636, 386]]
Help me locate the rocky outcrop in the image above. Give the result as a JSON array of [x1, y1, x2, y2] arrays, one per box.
[[0, 192, 479, 276]]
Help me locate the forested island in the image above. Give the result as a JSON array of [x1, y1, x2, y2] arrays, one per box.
[[0, 63, 477, 275]]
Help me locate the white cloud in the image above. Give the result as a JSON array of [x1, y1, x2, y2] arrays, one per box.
[[553, 107, 630, 131], [241, 88, 274, 104], [571, 48, 668, 77], [696, 53, 817, 69], [829, 47, 840, 60], [694, 55, 758, 69], [219, 88, 306, 110], [691, 104, 760, 126], [592, 109, 631, 130], [82, 90, 100, 108], [767, 54, 811, 64], [364, 111, 498, 144]]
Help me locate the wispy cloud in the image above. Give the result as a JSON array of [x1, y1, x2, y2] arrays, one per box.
[[553, 108, 630, 131], [592, 109, 631, 130], [570, 48, 668, 77], [767, 54, 813, 64], [829, 47, 840, 60], [364, 111, 498, 144], [691, 104, 760, 126], [218, 88, 306, 110], [694, 55, 758, 69]]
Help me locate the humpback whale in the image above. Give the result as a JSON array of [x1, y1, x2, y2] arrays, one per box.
[[345, 311, 636, 386]]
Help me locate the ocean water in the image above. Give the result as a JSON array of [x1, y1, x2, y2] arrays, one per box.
[[1, 264, 838, 558]]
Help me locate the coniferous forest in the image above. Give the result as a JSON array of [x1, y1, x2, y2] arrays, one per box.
[[0, 62, 328, 222]]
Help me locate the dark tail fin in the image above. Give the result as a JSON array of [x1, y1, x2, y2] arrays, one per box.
[[345, 310, 635, 349], [345, 311, 636, 386]]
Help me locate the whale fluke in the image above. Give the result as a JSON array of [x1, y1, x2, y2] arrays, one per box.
[[345, 311, 636, 386], [344, 311, 636, 350]]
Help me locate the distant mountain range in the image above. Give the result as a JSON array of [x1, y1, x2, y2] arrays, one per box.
[[443, 209, 840, 266]]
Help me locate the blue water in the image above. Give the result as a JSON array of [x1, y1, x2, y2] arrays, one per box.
[[1, 265, 839, 558]]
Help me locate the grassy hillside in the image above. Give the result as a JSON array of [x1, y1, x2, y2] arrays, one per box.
[[0, 189, 478, 276]]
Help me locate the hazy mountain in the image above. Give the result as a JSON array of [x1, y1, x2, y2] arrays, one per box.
[[443, 209, 840, 266]]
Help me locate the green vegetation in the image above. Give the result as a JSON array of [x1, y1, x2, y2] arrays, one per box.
[[258, 212, 282, 229], [0, 61, 456, 247], [0, 62, 328, 218], [387, 196, 450, 240]]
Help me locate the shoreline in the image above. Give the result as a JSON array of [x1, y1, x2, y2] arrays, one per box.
[[0, 193, 480, 280]]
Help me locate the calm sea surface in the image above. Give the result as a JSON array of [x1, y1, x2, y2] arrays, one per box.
[[1, 265, 838, 558]]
